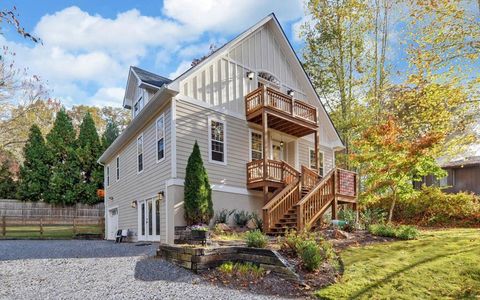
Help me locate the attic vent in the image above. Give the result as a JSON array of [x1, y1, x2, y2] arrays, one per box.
[[258, 71, 280, 86]]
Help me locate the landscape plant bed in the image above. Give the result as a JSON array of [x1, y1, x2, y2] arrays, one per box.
[[201, 267, 310, 298], [320, 229, 397, 250]]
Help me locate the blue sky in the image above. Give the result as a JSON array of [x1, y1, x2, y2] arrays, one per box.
[[1, 0, 307, 107]]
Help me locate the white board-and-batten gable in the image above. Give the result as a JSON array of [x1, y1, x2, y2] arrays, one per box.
[[169, 13, 343, 148]]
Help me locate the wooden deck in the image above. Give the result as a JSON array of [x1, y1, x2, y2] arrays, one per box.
[[245, 86, 318, 137]]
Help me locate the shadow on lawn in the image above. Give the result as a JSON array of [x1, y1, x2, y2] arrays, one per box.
[[349, 246, 478, 299]]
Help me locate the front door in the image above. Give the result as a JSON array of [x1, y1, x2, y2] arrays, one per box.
[[138, 198, 160, 241], [272, 140, 285, 161]]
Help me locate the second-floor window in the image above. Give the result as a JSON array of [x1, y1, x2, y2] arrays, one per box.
[[133, 95, 144, 118], [250, 131, 263, 160], [137, 134, 143, 173], [116, 156, 120, 181], [209, 118, 226, 164], [156, 115, 165, 162], [309, 149, 324, 177]]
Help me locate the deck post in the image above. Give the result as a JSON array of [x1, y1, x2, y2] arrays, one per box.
[[314, 131, 319, 171], [1, 216, 5, 236], [332, 198, 338, 220], [262, 110, 269, 203]]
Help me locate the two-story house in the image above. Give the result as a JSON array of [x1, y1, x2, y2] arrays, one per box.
[[98, 13, 358, 244]]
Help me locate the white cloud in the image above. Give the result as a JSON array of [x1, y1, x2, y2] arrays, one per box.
[[5, 2, 305, 107], [87, 87, 125, 108], [168, 60, 193, 79], [163, 0, 303, 34]]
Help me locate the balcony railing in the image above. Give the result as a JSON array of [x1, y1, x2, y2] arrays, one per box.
[[246, 159, 300, 186], [245, 87, 317, 124]]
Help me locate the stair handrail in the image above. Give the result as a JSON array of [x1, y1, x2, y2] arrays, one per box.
[[301, 165, 320, 190], [295, 168, 337, 230], [262, 178, 300, 232]]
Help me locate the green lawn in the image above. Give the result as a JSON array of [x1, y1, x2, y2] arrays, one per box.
[[1, 225, 102, 239], [316, 228, 480, 299]]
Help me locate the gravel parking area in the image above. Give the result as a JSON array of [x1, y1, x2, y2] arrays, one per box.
[[0, 240, 288, 300]]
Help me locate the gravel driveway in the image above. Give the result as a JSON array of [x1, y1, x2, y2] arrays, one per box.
[[0, 240, 287, 300]]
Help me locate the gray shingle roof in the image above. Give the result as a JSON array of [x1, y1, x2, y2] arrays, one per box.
[[442, 156, 480, 168], [131, 66, 171, 88]]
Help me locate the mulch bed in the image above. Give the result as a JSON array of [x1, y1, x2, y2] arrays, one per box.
[[321, 229, 397, 250], [200, 230, 396, 298], [201, 270, 308, 298]]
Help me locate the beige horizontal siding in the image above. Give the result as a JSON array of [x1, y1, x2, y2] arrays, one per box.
[[175, 99, 250, 188], [298, 138, 335, 175], [104, 103, 171, 241]]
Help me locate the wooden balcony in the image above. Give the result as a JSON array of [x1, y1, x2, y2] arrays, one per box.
[[246, 159, 300, 190], [245, 87, 318, 137]]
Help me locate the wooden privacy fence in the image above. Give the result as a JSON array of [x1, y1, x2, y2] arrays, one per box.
[[0, 199, 104, 218], [1, 216, 105, 238], [0, 199, 105, 239]]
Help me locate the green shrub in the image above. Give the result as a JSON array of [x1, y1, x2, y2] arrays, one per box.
[[396, 186, 480, 226], [281, 229, 322, 253], [245, 230, 268, 248], [368, 223, 419, 240], [217, 262, 265, 279], [218, 261, 234, 273], [395, 225, 419, 240], [250, 212, 263, 231], [298, 240, 323, 271], [233, 210, 251, 227], [338, 208, 357, 232], [214, 209, 235, 224], [360, 208, 387, 227], [184, 141, 213, 224], [368, 223, 397, 238]]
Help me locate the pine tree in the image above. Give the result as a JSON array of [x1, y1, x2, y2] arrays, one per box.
[[44, 108, 80, 205], [76, 112, 103, 204], [101, 120, 120, 151], [17, 125, 49, 201], [0, 159, 17, 199], [184, 141, 213, 225]]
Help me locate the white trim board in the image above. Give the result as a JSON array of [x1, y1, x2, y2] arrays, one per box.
[[165, 179, 261, 196]]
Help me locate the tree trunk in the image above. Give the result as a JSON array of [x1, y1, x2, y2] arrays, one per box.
[[388, 190, 396, 223]]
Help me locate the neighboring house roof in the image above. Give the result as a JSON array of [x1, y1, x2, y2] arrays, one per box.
[[131, 66, 172, 88], [442, 156, 480, 168]]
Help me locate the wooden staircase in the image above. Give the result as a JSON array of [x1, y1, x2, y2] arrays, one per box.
[[262, 166, 357, 235]]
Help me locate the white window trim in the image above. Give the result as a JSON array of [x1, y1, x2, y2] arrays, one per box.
[[106, 165, 110, 187], [156, 113, 166, 163], [208, 117, 227, 165], [308, 147, 324, 175], [248, 128, 263, 161], [116, 155, 120, 182], [137, 133, 144, 174]]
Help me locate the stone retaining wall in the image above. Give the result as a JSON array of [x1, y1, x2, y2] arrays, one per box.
[[157, 244, 299, 281]]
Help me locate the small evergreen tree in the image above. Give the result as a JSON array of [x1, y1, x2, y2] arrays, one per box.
[[184, 141, 213, 225], [101, 120, 120, 151], [0, 159, 17, 199], [44, 108, 81, 205], [76, 112, 103, 204], [17, 125, 49, 201]]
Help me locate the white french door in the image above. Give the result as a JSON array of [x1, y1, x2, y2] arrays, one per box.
[[138, 198, 160, 241]]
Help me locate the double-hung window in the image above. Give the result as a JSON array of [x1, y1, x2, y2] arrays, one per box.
[[133, 92, 144, 118], [309, 149, 324, 177], [137, 134, 144, 173], [208, 118, 226, 164], [156, 115, 165, 162], [116, 156, 120, 181], [250, 131, 263, 160]]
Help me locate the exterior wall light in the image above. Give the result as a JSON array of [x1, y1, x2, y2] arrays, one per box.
[[287, 89, 295, 97], [246, 71, 255, 80], [131, 200, 137, 208], [157, 191, 164, 201]]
